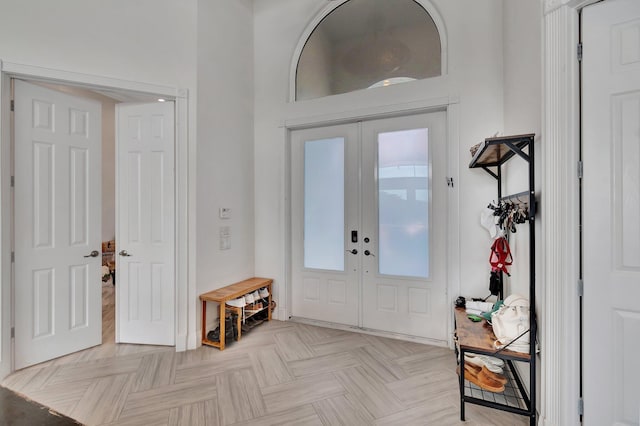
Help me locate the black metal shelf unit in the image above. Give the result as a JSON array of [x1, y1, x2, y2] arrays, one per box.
[[462, 133, 537, 425]]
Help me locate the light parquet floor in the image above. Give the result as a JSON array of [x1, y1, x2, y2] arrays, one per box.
[[2, 284, 528, 425]]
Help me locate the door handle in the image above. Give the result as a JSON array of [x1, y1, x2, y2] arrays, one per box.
[[346, 249, 358, 255], [119, 250, 132, 257], [84, 250, 100, 258], [364, 250, 375, 257]]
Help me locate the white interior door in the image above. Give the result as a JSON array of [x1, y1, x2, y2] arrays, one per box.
[[583, 1, 640, 424], [14, 80, 102, 369], [291, 112, 448, 341], [361, 113, 447, 341], [116, 102, 175, 345]]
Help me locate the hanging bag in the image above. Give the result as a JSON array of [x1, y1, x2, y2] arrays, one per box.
[[491, 294, 530, 353], [489, 237, 513, 276]]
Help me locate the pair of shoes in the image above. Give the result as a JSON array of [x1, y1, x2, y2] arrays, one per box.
[[245, 302, 263, 312], [206, 313, 238, 342], [464, 354, 504, 374], [458, 363, 506, 393], [245, 290, 261, 304], [226, 297, 245, 308]]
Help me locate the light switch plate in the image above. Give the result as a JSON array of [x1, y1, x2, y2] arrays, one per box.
[[219, 207, 231, 219]]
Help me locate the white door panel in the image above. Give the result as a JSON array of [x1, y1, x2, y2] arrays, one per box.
[[14, 80, 102, 369], [583, 1, 640, 424], [117, 102, 175, 345]]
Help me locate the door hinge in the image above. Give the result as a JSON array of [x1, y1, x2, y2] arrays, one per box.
[[446, 177, 454, 187], [10, 176, 14, 188], [577, 161, 583, 179], [578, 397, 584, 416], [578, 278, 584, 297], [10, 327, 14, 338], [11, 251, 14, 263], [10, 99, 14, 112], [577, 42, 583, 62]]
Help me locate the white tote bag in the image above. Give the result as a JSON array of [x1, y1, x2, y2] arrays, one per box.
[[491, 294, 530, 353]]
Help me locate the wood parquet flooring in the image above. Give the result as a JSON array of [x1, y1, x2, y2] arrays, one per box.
[[2, 284, 528, 425]]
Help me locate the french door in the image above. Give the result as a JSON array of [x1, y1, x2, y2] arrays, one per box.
[[116, 102, 175, 345], [291, 112, 448, 341], [14, 80, 102, 369]]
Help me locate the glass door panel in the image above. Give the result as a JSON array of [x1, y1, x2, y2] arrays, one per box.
[[377, 128, 430, 278], [304, 138, 345, 271]]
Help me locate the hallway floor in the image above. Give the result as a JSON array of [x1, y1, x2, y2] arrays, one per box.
[[0, 385, 81, 425], [1, 285, 529, 425]]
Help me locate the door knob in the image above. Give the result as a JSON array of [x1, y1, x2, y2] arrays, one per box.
[[83, 250, 99, 258], [364, 250, 375, 257], [119, 250, 132, 257], [346, 249, 358, 255]]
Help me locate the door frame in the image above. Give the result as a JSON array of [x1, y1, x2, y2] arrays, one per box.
[[0, 60, 194, 376], [284, 98, 460, 346], [542, 1, 599, 425]]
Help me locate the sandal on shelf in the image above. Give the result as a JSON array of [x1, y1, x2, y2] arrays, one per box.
[[458, 363, 505, 393], [479, 365, 507, 385]]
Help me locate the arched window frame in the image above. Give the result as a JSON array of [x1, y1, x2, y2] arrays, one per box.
[[289, 0, 448, 102]]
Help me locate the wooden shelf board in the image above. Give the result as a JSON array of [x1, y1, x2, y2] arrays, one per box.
[[454, 307, 530, 362], [469, 133, 534, 169]]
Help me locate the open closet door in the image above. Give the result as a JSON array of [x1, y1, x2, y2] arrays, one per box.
[[14, 80, 102, 369], [116, 102, 175, 345]]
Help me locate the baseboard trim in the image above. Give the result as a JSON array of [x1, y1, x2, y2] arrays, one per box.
[[175, 332, 189, 352], [288, 316, 448, 348]]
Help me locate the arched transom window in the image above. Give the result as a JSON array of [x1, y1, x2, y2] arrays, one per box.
[[296, 0, 442, 101]]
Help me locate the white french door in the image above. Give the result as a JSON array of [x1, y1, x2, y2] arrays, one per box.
[[14, 80, 102, 369], [116, 102, 175, 345], [582, 1, 640, 424], [291, 112, 448, 341], [291, 123, 360, 326], [361, 113, 447, 340]]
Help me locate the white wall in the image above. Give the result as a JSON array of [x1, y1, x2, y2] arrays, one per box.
[[501, 0, 543, 405], [0, 1, 197, 89], [502, 0, 543, 299], [196, 0, 256, 329], [253, 0, 508, 318]]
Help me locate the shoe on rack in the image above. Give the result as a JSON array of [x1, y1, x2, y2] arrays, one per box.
[[478, 365, 507, 385], [458, 363, 505, 393], [246, 302, 263, 312], [207, 314, 235, 342], [226, 296, 246, 308], [464, 354, 504, 374], [259, 287, 269, 298], [230, 312, 239, 340]]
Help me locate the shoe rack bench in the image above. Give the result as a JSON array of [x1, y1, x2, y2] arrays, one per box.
[[454, 308, 532, 422], [199, 277, 273, 350], [456, 133, 536, 425]]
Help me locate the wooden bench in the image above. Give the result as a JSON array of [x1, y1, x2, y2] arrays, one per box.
[[199, 277, 273, 350]]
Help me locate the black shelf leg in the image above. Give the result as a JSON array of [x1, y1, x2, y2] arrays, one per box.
[[460, 348, 465, 421]]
